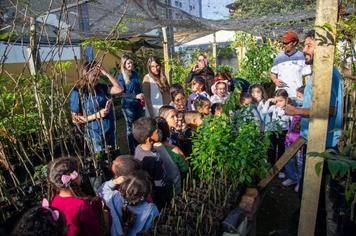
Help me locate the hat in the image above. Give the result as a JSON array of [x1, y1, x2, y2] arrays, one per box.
[[211, 80, 229, 96], [282, 31, 299, 43]]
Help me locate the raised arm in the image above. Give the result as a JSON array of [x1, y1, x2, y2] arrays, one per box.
[[260, 99, 274, 115], [98, 66, 123, 95]]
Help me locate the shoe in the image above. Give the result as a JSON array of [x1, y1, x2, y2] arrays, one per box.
[[294, 184, 299, 193], [278, 172, 286, 179], [282, 179, 297, 187]]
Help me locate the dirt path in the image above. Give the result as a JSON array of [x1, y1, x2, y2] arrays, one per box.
[[256, 178, 300, 236]]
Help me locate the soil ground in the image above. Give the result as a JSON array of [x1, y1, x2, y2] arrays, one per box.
[[256, 178, 300, 236]]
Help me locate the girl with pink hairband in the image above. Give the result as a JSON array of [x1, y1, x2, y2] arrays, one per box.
[[48, 157, 105, 236]]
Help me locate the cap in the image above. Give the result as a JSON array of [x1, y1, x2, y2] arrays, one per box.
[[282, 31, 299, 43]]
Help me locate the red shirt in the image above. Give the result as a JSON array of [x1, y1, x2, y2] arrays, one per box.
[[51, 195, 100, 236]]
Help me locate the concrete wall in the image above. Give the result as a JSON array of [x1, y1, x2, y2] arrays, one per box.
[[1, 43, 121, 89]]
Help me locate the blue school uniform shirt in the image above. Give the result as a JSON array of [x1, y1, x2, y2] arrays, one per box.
[[117, 71, 143, 109], [300, 67, 343, 148], [70, 84, 116, 152], [99, 180, 159, 236]]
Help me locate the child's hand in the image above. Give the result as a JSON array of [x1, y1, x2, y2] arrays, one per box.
[[268, 98, 276, 103]]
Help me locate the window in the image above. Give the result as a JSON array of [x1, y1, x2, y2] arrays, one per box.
[[175, 1, 178, 6]]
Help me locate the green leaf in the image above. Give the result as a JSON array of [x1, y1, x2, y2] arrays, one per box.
[[327, 160, 340, 178], [315, 162, 322, 177]]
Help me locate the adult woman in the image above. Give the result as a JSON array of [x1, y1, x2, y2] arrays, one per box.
[[185, 54, 215, 94], [117, 55, 145, 154], [143, 56, 171, 118], [70, 61, 123, 154]]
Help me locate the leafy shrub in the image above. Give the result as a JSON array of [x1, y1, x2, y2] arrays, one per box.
[[236, 37, 277, 84], [189, 113, 269, 185]]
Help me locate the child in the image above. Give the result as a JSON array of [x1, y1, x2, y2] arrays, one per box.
[[48, 157, 102, 236], [260, 89, 290, 176], [132, 117, 173, 210], [210, 80, 229, 105], [295, 85, 305, 107], [188, 76, 210, 111], [153, 117, 182, 194], [159, 105, 179, 145], [283, 86, 305, 192], [211, 103, 223, 116], [99, 161, 159, 236], [194, 96, 211, 116], [12, 204, 67, 236], [240, 92, 253, 106], [238, 93, 264, 130], [184, 111, 204, 128], [170, 90, 187, 133], [155, 117, 188, 175], [182, 111, 204, 157], [248, 84, 268, 124]]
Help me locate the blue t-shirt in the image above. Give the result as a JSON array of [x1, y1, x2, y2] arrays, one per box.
[[117, 71, 143, 109], [70, 84, 116, 152], [98, 180, 159, 236], [300, 67, 343, 148]]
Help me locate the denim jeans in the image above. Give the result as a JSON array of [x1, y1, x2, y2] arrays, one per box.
[[122, 107, 144, 154], [285, 148, 304, 182]]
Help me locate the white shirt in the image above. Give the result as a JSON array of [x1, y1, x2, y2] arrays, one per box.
[[271, 50, 311, 97], [145, 75, 163, 117]]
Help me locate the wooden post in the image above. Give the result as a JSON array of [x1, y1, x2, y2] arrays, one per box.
[[212, 32, 217, 69], [162, 26, 171, 83], [298, 0, 338, 235], [27, 17, 40, 75]]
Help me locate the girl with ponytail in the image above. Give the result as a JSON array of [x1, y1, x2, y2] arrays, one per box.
[[48, 157, 102, 236]]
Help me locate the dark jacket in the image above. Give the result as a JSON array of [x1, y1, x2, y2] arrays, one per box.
[[185, 66, 215, 94], [117, 71, 142, 109]]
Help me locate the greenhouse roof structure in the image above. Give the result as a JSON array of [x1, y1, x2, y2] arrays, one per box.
[[0, 0, 325, 47]]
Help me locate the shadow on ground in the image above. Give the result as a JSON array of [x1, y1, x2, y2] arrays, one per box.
[[256, 178, 300, 236]]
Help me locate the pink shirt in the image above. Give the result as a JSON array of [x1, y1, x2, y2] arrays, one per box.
[[51, 195, 101, 236]]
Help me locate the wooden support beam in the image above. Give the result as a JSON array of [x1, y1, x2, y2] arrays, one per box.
[[27, 17, 40, 75], [298, 0, 338, 235], [258, 137, 306, 190], [212, 32, 217, 69], [162, 26, 173, 83]]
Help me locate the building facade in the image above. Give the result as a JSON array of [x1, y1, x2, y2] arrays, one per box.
[[169, 0, 202, 17]]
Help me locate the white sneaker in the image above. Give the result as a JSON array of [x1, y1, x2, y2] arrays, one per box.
[[294, 184, 300, 193], [282, 178, 297, 187], [278, 172, 286, 179]]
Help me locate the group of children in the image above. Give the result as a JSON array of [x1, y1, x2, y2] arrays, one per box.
[[239, 84, 305, 192], [12, 72, 305, 236]]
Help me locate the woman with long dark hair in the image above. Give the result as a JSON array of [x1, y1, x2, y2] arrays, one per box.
[[70, 61, 123, 154], [142, 56, 171, 118]]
